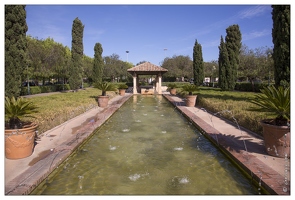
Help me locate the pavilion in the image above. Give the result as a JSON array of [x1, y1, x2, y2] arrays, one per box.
[[127, 62, 168, 94]]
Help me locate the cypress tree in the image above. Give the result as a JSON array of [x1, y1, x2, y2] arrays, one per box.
[[218, 36, 229, 90], [93, 43, 104, 83], [5, 5, 28, 98], [272, 5, 290, 87], [193, 40, 204, 86], [225, 24, 242, 90], [69, 17, 84, 90]]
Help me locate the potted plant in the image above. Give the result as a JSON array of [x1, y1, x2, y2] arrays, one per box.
[[167, 83, 177, 95], [5, 96, 39, 159], [117, 83, 129, 96], [181, 84, 199, 107], [250, 85, 290, 158], [94, 82, 117, 108]]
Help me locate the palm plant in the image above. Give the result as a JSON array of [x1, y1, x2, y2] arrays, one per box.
[[181, 84, 199, 95], [249, 85, 290, 126], [5, 96, 39, 129], [167, 83, 177, 90], [117, 83, 129, 89], [93, 82, 117, 96]]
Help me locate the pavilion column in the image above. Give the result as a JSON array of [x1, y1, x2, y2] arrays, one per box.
[[133, 73, 138, 94], [158, 73, 162, 94], [155, 76, 159, 94]]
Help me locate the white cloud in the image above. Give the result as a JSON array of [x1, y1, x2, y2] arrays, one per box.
[[238, 5, 270, 19], [243, 29, 271, 41], [85, 27, 106, 41]]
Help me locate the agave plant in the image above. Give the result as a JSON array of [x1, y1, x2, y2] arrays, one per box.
[[249, 85, 290, 126], [5, 96, 39, 129], [181, 84, 199, 95], [93, 82, 117, 96]]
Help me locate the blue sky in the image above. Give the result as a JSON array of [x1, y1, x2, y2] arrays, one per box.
[[24, 3, 274, 66]]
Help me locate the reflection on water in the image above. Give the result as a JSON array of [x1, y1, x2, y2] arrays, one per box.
[[31, 95, 258, 195]]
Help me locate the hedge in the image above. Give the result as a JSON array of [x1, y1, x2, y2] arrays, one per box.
[[20, 83, 90, 96], [234, 82, 270, 92]]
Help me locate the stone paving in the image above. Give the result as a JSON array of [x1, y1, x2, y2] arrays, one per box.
[[5, 92, 290, 195]]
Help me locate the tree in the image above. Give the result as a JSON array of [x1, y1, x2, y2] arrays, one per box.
[[82, 55, 93, 83], [27, 36, 67, 85], [218, 36, 229, 90], [161, 55, 193, 81], [204, 60, 218, 84], [93, 43, 104, 83], [69, 17, 84, 90], [272, 5, 290, 87], [5, 5, 28, 98], [225, 24, 242, 90], [103, 54, 131, 82], [103, 54, 120, 82], [193, 40, 204, 85], [238, 45, 273, 83]]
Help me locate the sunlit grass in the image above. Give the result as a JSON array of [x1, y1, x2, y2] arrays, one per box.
[[25, 86, 268, 137], [196, 87, 270, 136], [26, 88, 117, 134]]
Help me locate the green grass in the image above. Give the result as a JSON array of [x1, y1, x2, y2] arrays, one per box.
[[195, 87, 271, 136], [26, 88, 117, 135], [23, 86, 269, 137]]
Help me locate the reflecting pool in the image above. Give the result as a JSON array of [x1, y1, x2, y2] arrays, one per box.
[[31, 95, 259, 195]]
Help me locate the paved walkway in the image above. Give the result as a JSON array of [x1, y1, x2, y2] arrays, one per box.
[[5, 93, 290, 195]]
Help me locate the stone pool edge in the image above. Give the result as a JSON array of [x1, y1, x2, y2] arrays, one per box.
[[5, 93, 289, 195], [163, 94, 289, 195], [5, 94, 133, 195]]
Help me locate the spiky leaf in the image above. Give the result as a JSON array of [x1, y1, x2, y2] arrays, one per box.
[[5, 96, 39, 129], [249, 85, 290, 124], [93, 82, 117, 96]]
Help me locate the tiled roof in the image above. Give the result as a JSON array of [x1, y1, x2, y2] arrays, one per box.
[[127, 62, 168, 72]]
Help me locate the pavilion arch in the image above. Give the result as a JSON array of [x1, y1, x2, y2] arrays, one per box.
[[127, 62, 168, 94]]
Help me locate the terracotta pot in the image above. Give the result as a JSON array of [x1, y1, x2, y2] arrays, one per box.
[[5, 123, 38, 159], [170, 88, 177, 95], [260, 120, 290, 158], [119, 89, 126, 96], [98, 95, 109, 108], [185, 95, 197, 107]]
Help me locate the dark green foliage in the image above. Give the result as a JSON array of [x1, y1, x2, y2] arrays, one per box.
[[69, 17, 84, 90], [93, 43, 104, 83], [167, 83, 177, 89], [5, 96, 39, 129], [193, 40, 204, 85], [5, 5, 28, 98], [117, 83, 128, 89], [20, 86, 41, 95], [218, 36, 229, 90], [234, 82, 269, 92], [218, 25, 242, 91], [93, 82, 117, 96], [272, 5, 290, 87], [20, 84, 73, 95], [225, 24, 242, 90], [181, 84, 199, 95], [249, 85, 290, 125]]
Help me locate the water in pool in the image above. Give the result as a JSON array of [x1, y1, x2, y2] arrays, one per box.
[[31, 95, 259, 195]]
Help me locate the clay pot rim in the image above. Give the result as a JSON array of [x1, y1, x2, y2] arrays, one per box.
[[260, 119, 290, 129], [186, 95, 197, 97], [5, 122, 38, 132]]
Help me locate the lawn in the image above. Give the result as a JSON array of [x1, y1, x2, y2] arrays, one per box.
[[27, 87, 117, 135], [195, 87, 270, 136], [26, 86, 267, 137]]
